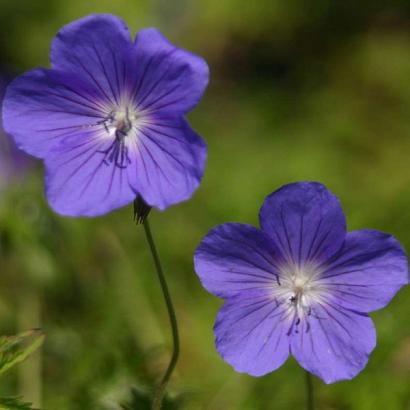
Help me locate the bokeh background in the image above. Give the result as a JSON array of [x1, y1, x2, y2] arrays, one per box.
[[0, 1, 409, 409]]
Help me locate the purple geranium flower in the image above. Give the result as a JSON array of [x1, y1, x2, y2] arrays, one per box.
[[194, 182, 408, 383], [2, 14, 208, 216]]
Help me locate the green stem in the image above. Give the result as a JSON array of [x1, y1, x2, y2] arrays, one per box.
[[305, 371, 314, 410], [142, 217, 180, 410]]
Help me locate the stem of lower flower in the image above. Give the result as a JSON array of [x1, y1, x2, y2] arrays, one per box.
[[142, 217, 180, 410], [305, 371, 315, 410]]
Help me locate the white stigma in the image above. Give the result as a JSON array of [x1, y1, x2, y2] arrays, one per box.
[[95, 102, 151, 169], [272, 261, 327, 322], [103, 105, 142, 139]]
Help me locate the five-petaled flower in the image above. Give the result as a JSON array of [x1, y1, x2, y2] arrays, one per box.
[[194, 182, 408, 383], [2, 14, 209, 216]]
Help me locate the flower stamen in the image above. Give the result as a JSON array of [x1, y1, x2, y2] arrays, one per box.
[[98, 106, 138, 169]]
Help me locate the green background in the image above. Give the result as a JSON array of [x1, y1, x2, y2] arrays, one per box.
[[0, 1, 409, 409]]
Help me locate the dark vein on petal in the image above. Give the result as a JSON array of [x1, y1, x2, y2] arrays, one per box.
[[223, 299, 274, 330], [45, 87, 103, 114], [36, 124, 86, 133], [130, 54, 157, 103], [305, 217, 323, 262], [57, 139, 102, 167], [298, 214, 304, 267], [138, 138, 175, 188], [58, 133, 103, 152], [323, 283, 380, 287], [77, 155, 109, 200], [215, 231, 282, 272], [57, 81, 107, 113], [141, 84, 182, 112], [134, 139, 151, 187], [28, 107, 102, 118], [56, 141, 107, 190], [40, 127, 98, 143], [315, 313, 340, 358], [224, 279, 275, 285], [109, 46, 121, 99], [309, 228, 332, 262], [307, 319, 320, 362], [144, 125, 191, 146], [135, 51, 176, 108], [145, 96, 188, 113], [318, 303, 351, 337], [280, 206, 294, 261], [321, 264, 393, 280], [241, 303, 281, 342], [139, 128, 188, 170], [91, 44, 119, 106], [272, 230, 289, 263], [217, 269, 279, 282], [329, 288, 376, 301], [149, 122, 183, 130], [103, 156, 119, 201], [256, 308, 286, 357], [73, 51, 114, 105], [202, 247, 276, 275]]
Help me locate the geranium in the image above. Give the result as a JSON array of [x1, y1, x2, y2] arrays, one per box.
[[194, 182, 408, 383], [3, 14, 209, 216]]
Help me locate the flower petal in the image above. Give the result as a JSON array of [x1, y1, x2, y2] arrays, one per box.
[[290, 303, 376, 383], [131, 116, 206, 210], [130, 28, 209, 114], [44, 131, 137, 217], [2, 68, 106, 158], [194, 223, 283, 298], [259, 182, 346, 265], [320, 229, 409, 312], [215, 290, 290, 376], [50, 14, 132, 105]]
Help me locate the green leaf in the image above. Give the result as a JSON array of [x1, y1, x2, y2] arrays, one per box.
[[0, 396, 37, 410], [0, 330, 45, 377]]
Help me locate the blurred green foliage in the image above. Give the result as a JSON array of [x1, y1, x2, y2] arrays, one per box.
[[0, 330, 44, 409], [0, 330, 44, 378], [0, 1, 409, 409], [0, 397, 37, 410]]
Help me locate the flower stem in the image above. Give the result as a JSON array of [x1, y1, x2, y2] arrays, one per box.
[[142, 217, 180, 410], [305, 371, 315, 410]]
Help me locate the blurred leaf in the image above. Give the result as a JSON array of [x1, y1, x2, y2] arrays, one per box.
[[0, 397, 37, 410], [121, 388, 183, 410], [0, 330, 44, 377]]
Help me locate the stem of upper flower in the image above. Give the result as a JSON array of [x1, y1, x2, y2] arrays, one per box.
[[305, 370, 315, 410], [142, 217, 180, 410]]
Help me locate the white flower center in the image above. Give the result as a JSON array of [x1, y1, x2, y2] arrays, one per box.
[[272, 261, 327, 323], [96, 104, 150, 169], [104, 106, 140, 139]]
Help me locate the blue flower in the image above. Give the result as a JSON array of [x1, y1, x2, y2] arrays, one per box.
[[194, 182, 408, 383], [2, 14, 209, 216]]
